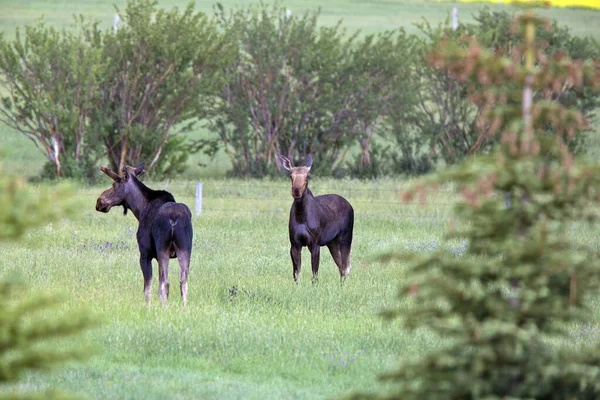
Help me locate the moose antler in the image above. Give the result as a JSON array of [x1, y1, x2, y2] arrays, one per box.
[[278, 155, 294, 172], [100, 166, 121, 181]]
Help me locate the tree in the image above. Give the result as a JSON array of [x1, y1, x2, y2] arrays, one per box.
[[92, 0, 232, 177], [202, 3, 415, 177], [398, 8, 600, 169], [0, 19, 103, 179], [350, 7, 600, 400], [0, 0, 232, 180], [399, 19, 484, 167], [0, 159, 94, 399]]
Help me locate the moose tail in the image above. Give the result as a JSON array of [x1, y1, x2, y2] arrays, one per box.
[[169, 218, 178, 239]]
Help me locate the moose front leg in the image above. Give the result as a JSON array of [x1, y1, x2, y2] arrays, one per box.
[[309, 245, 320, 283], [139, 254, 153, 304], [291, 245, 302, 282]]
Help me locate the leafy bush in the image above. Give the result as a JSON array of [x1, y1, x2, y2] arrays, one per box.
[[397, 8, 600, 170], [93, 0, 232, 178], [0, 0, 232, 180], [0, 19, 103, 179], [201, 3, 415, 177]]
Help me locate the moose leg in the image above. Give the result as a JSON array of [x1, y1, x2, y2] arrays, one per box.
[[291, 245, 302, 282], [327, 241, 345, 279], [140, 255, 153, 304], [157, 252, 170, 305], [309, 244, 320, 283], [340, 241, 352, 280], [177, 251, 190, 307]]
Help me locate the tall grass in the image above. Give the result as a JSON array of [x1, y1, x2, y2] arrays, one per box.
[[0, 178, 599, 399], [0, 179, 457, 399], [2, 179, 597, 398]]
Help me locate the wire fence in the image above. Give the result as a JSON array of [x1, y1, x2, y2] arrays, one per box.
[[21, 180, 499, 223]]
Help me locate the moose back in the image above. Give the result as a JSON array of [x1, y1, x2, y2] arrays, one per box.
[[95, 163, 193, 306]]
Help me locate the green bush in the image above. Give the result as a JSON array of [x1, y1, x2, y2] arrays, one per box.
[[201, 2, 415, 177], [93, 0, 232, 178], [397, 8, 600, 170], [0, 0, 232, 180]]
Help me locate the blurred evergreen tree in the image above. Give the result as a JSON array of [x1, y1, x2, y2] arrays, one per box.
[[349, 7, 600, 400], [0, 160, 93, 399]]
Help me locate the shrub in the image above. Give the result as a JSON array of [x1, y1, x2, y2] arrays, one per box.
[[201, 3, 415, 177]]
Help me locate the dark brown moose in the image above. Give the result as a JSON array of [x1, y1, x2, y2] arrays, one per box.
[[278, 154, 354, 282], [95, 163, 193, 306]]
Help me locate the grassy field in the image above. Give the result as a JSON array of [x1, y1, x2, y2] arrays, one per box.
[[1, 0, 600, 40], [1, 1, 600, 399], [2, 178, 462, 399], [2, 178, 597, 399]]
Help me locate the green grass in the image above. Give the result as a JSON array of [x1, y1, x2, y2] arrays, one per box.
[[2, 179, 596, 399], [1, 178, 456, 399]]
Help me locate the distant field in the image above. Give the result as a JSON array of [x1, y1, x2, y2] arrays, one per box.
[[2, 0, 600, 40]]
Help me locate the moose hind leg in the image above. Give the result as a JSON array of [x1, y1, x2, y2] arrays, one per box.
[[177, 251, 190, 307], [340, 242, 352, 281], [327, 241, 345, 277], [157, 252, 170, 305], [140, 255, 153, 304], [291, 245, 302, 282]]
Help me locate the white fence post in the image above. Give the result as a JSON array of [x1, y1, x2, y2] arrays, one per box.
[[195, 182, 203, 216], [114, 14, 120, 34], [452, 7, 458, 30]]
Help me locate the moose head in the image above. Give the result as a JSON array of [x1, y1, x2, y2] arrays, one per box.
[[278, 154, 313, 199], [95, 163, 145, 215]]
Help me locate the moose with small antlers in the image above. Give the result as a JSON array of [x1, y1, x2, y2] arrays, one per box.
[[95, 162, 193, 306], [278, 154, 354, 282]]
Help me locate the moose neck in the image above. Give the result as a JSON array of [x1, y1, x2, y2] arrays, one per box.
[[293, 187, 316, 219], [123, 178, 153, 221]]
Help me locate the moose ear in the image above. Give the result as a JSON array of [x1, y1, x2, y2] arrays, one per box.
[[278, 155, 293, 173], [100, 166, 121, 181], [305, 154, 313, 170], [134, 162, 146, 177]]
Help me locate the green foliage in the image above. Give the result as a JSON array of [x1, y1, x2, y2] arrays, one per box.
[[355, 9, 600, 400], [94, 0, 232, 178], [201, 2, 414, 177], [0, 18, 103, 179], [0, 276, 93, 398], [0, 166, 75, 241], [0, 0, 232, 181], [2, 2, 598, 181], [396, 18, 482, 168], [0, 157, 93, 399], [398, 8, 600, 169]]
